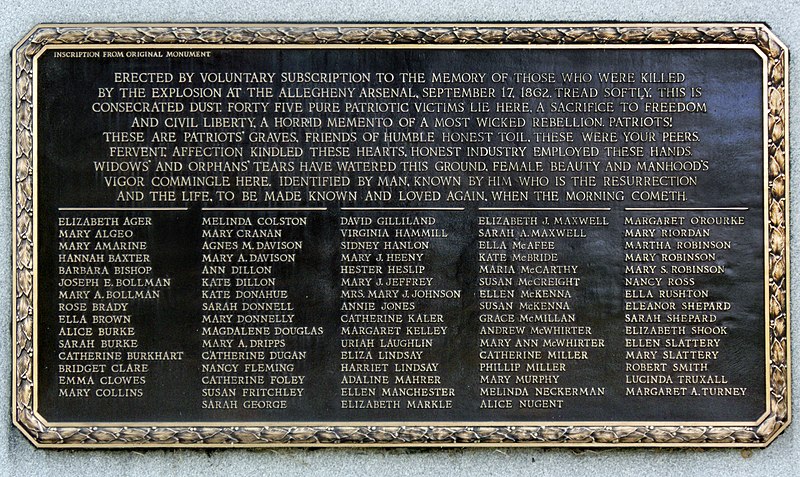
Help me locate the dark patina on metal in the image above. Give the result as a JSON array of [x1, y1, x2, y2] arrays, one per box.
[[12, 23, 789, 447]]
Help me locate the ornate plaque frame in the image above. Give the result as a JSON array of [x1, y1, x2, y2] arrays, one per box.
[[12, 23, 789, 448]]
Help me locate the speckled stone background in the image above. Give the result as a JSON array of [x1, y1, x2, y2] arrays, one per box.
[[2, 2, 797, 476]]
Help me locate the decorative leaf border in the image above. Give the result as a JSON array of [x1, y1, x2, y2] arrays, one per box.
[[11, 24, 789, 447]]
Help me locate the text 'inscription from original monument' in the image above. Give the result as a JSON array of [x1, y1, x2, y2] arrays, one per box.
[[13, 24, 789, 447]]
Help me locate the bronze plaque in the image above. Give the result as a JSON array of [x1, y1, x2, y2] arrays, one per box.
[[12, 23, 789, 448]]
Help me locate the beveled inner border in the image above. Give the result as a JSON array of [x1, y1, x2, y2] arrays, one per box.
[[11, 23, 790, 448]]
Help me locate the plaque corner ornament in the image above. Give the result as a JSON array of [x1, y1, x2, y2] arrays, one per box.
[[11, 22, 790, 448]]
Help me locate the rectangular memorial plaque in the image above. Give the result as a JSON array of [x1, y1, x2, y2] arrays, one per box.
[[12, 23, 790, 447]]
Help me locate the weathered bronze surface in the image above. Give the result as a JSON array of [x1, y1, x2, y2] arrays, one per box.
[[12, 23, 789, 447]]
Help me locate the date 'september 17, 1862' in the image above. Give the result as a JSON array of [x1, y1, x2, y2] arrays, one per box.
[[12, 24, 789, 447]]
